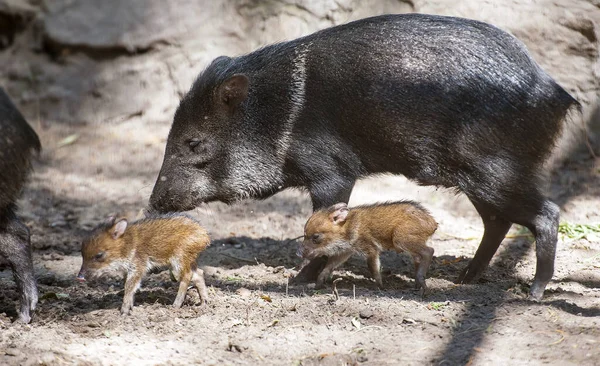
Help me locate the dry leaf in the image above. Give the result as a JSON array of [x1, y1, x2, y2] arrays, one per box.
[[56, 134, 79, 148], [351, 317, 361, 330]]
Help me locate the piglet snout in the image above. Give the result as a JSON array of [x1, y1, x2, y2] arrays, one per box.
[[296, 245, 305, 258]]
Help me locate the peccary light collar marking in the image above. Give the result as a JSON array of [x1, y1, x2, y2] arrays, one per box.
[[280, 42, 311, 161]]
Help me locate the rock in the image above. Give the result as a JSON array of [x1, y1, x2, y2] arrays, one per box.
[[42, 0, 238, 54], [225, 237, 241, 245], [359, 309, 374, 319], [4, 348, 22, 357], [0, 0, 37, 49], [1, 0, 598, 153]]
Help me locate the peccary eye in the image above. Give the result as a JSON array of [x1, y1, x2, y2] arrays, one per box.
[[94, 252, 106, 261], [195, 161, 209, 170], [311, 233, 323, 243]]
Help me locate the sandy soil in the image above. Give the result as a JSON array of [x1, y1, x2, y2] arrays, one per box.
[[0, 114, 598, 365], [0, 1, 599, 364]]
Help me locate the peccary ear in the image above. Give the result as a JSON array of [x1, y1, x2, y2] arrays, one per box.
[[111, 219, 128, 239], [329, 203, 349, 225], [218, 74, 249, 109], [104, 215, 116, 226]]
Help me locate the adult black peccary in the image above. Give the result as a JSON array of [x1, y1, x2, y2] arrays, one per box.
[[0, 87, 40, 323], [149, 14, 579, 299]]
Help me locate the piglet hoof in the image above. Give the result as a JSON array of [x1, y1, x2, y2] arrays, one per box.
[[198, 290, 209, 306], [120, 306, 131, 316]]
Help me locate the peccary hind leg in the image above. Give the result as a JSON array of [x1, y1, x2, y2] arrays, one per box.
[[527, 200, 560, 300], [457, 201, 512, 284], [458, 193, 559, 300]]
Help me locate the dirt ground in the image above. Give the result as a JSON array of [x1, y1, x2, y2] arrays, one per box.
[[1, 1, 600, 365], [0, 117, 598, 365]]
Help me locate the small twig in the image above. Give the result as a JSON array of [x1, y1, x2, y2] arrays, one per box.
[[505, 233, 534, 239], [353, 284, 356, 300], [456, 327, 488, 335], [437, 231, 481, 241], [549, 330, 566, 346], [219, 253, 256, 263], [332, 278, 343, 301], [353, 325, 384, 333], [533, 330, 566, 345], [284, 235, 304, 246]]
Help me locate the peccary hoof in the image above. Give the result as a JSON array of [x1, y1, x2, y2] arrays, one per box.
[[291, 256, 327, 284]]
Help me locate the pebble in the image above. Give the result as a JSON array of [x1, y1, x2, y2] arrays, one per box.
[[359, 309, 374, 319], [5, 349, 22, 357], [236, 288, 252, 298]]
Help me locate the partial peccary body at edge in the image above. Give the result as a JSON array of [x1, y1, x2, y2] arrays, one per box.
[[0, 88, 40, 323]]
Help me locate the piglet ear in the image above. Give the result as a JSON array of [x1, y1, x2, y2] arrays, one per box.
[[111, 219, 128, 239], [329, 203, 349, 225], [218, 74, 249, 109]]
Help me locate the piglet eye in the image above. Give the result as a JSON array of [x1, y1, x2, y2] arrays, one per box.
[[311, 233, 322, 243], [189, 138, 201, 150], [94, 252, 106, 261]]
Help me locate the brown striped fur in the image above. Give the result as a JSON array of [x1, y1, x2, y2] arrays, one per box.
[[300, 201, 437, 295], [78, 214, 210, 315]]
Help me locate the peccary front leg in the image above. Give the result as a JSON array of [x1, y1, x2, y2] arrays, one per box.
[[0, 219, 38, 323], [308, 178, 355, 211], [295, 179, 355, 283]]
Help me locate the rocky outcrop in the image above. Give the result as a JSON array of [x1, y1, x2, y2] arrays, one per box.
[[0, 0, 598, 157], [0, 0, 37, 49]]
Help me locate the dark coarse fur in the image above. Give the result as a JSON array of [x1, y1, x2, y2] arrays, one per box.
[[0, 87, 41, 323], [150, 14, 579, 299]]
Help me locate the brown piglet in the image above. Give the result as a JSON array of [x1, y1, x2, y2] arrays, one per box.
[[299, 201, 437, 295], [78, 214, 210, 315]]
